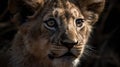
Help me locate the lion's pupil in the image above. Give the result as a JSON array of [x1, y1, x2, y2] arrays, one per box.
[[48, 20, 55, 27]]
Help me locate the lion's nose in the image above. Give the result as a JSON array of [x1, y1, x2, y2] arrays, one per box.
[[60, 39, 78, 49]]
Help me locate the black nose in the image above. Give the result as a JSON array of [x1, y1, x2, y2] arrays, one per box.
[[60, 39, 78, 49]]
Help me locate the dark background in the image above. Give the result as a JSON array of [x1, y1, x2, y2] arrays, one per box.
[[0, 0, 120, 67], [80, 0, 120, 67]]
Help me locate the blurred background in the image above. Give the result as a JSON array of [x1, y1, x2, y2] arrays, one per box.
[[80, 0, 120, 67], [0, 0, 120, 67]]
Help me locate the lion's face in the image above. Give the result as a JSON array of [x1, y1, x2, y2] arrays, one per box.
[[16, 0, 105, 67]]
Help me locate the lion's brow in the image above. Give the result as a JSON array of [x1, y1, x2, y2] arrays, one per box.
[[52, 9, 75, 20]]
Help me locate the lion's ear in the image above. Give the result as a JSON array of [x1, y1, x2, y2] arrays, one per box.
[[21, 0, 44, 10], [78, 0, 105, 25], [79, 0, 105, 14], [8, 0, 44, 14], [86, 0, 105, 14], [8, 0, 44, 9], [8, 0, 44, 24], [86, 0, 105, 25]]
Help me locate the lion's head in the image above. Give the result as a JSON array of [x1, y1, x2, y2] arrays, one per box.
[[11, 0, 105, 67]]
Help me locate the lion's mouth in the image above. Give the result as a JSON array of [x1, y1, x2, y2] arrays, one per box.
[[48, 45, 82, 60], [58, 52, 76, 58], [48, 51, 77, 60]]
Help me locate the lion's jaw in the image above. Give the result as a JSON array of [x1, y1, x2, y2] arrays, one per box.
[[48, 43, 83, 67], [52, 57, 80, 67]]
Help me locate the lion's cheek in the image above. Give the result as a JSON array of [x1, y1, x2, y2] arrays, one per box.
[[25, 38, 51, 59]]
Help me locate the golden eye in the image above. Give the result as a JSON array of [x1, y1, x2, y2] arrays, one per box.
[[75, 18, 84, 27], [47, 20, 55, 27], [44, 18, 57, 27]]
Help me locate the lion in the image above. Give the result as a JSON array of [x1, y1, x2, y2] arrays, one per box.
[[0, 0, 105, 67]]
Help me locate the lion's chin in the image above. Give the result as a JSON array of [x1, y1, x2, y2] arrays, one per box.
[[51, 56, 80, 67], [47, 52, 80, 67]]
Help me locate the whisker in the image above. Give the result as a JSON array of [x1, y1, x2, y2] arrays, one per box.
[[81, 45, 96, 59]]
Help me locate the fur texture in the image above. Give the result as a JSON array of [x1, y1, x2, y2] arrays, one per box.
[[1, 0, 105, 67]]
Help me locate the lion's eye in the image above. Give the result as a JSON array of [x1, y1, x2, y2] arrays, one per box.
[[75, 18, 84, 27], [44, 18, 57, 28]]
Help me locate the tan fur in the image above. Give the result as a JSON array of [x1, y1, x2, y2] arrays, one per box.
[[4, 0, 105, 67]]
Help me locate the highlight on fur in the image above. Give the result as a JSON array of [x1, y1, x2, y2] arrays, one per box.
[[0, 0, 105, 67]]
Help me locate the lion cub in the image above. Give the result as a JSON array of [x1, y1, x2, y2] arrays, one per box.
[[1, 0, 105, 67]]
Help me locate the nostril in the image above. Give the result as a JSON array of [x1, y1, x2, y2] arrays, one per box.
[[60, 40, 78, 49]]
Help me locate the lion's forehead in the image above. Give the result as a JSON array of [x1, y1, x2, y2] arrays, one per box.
[[43, 7, 84, 21], [52, 8, 80, 17], [42, 1, 85, 20]]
